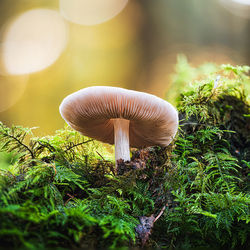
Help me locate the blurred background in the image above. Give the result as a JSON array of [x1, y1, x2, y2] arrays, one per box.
[[0, 0, 249, 136]]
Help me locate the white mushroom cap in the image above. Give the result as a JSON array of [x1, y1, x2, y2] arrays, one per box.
[[59, 86, 178, 148]]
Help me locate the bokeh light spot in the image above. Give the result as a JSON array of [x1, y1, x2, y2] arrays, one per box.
[[220, 0, 250, 18], [2, 9, 68, 75], [232, 0, 250, 5], [60, 0, 128, 25]]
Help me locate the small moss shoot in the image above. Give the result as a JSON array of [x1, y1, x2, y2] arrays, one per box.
[[0, 60, 249, 249]]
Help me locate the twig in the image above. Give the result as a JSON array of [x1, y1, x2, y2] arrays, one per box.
[[154, 205, 166, 223], [96, 151, 116, 175], [64, 140, 93, 152], [96, 150, 105, 161], [4, 132, 34, 159], [64, 193, 76, 206], [38, 141, 56, 153]]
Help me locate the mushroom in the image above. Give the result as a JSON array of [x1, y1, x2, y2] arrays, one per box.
[[59, 86, 178, 164]]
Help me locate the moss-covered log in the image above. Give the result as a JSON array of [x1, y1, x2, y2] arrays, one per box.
[[0, 62, 249, 249]]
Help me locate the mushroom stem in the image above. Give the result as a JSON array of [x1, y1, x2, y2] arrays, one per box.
[[113, 118, 130, 164]]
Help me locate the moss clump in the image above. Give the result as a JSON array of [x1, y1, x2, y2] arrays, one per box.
[[0, 62, 249, 249]]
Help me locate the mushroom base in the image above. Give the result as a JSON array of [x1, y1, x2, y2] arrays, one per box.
[[113, 118, 130, 164]]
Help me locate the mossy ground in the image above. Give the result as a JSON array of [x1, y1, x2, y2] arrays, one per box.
[[0, 62, 249, 249]]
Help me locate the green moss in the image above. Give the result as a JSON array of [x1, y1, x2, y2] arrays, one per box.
[[0, 61, 249, 249]]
